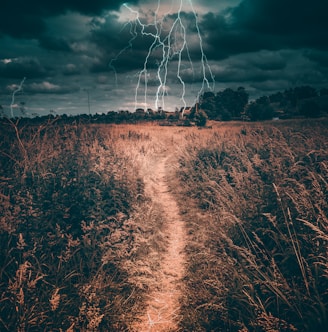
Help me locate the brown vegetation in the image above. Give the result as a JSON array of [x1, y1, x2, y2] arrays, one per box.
[[0, 121, 150, 330], [176, 119, 328, 331], [1, 118, 327, 331]]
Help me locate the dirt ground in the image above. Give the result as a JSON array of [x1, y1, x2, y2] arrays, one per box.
[[130, 147, 186, 331]]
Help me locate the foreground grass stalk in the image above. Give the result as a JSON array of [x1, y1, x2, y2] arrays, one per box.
[[0, 122, 151, 330], [273, 183, 310, 295], [177, 120, 328, 331]]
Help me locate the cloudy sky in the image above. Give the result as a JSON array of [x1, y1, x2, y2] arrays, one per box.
[[0, 0, 327, 116]]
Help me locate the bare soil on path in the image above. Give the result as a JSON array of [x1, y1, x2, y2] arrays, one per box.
[[130, 148, 186, 332]]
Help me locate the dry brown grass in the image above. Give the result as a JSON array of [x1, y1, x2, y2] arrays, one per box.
[[176, 119, 328, 331], [0, 121, 160, 330], [1, 118, 327, 331]]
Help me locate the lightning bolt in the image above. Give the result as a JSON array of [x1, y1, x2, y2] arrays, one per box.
[[111, 0, 215, 113], [10, 77, 26, 118], [188, 0, 215, 104], [108, 10, 140, 85]]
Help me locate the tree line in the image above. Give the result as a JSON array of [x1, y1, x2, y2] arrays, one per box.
[[198, 85, 328, 121], [1, 85, 327, 126]]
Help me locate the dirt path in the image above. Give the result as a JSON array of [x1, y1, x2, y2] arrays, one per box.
[[131, 151, 186, 332]]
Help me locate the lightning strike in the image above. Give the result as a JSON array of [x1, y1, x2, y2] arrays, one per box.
[[10, 77, 26, 118], [108, 11, 139, 85], [110, 0, 215, 113]]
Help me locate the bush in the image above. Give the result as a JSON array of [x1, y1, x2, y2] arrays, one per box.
[[194, 109, 208, 127]]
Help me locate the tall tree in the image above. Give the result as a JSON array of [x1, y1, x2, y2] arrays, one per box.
[[246, 97, 274, 121], [199, 91, 216, 119], [199, 87, 249, 120]]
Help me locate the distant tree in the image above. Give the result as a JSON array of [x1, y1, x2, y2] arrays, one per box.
[[247, 100, 274, 121], [256, 96, 270, 105], [199, 91, 216, 118], [300, 100, 321, 118], [294, 86, 318, 100], [199, 87, 248, 120], [216, 87, 248, 118], [221, 109, 232, 121], [283, 88, 297, 107], [246, 102, 259, 121], [194, 109, 208, 127], [236, 86, 249, 114], [167, 113, 178, 122], [269, 91, 284, 103], [284, 86, 318, 107]]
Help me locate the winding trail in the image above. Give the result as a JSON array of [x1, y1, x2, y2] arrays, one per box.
[[131, 151, 186, 332]]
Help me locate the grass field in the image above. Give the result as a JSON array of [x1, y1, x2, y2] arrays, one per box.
[[0, 118, 327, 331], [176, 120, 328, 331]]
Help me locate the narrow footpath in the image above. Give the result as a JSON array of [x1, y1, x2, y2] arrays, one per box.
[[131, 152, 186, 332]]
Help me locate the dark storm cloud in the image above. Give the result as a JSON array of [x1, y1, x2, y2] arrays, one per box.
[[38, 36, 72, 52], [90, 50, 153, 74], [209, 49, 328, 92], [178, 51, 287, 85], [201, 0, 328, 60], [89, 14, 135, 55], [233, 0, 327, 36], [214, 67, 269, 83], [0, 0, 139, 39], [200, 12, 266, 59], [0, 57, 50, 79], [23, 81, 80, 95], [89, 10, 210, 74], [304, 50, 328, 68], [62, 64, 81, 76], [1, 0, 327, 114], [89, 14, 157, 73], [247, 51, 286, 71]]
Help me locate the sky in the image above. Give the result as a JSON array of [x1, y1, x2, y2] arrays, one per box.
[[0, 0, 328, 117]]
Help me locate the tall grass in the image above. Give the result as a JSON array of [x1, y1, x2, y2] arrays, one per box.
[[0, 120, 192, 331], [0, 120, 150, 330], [177, 119, 328, 331], [2, 118, 327, 331]]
